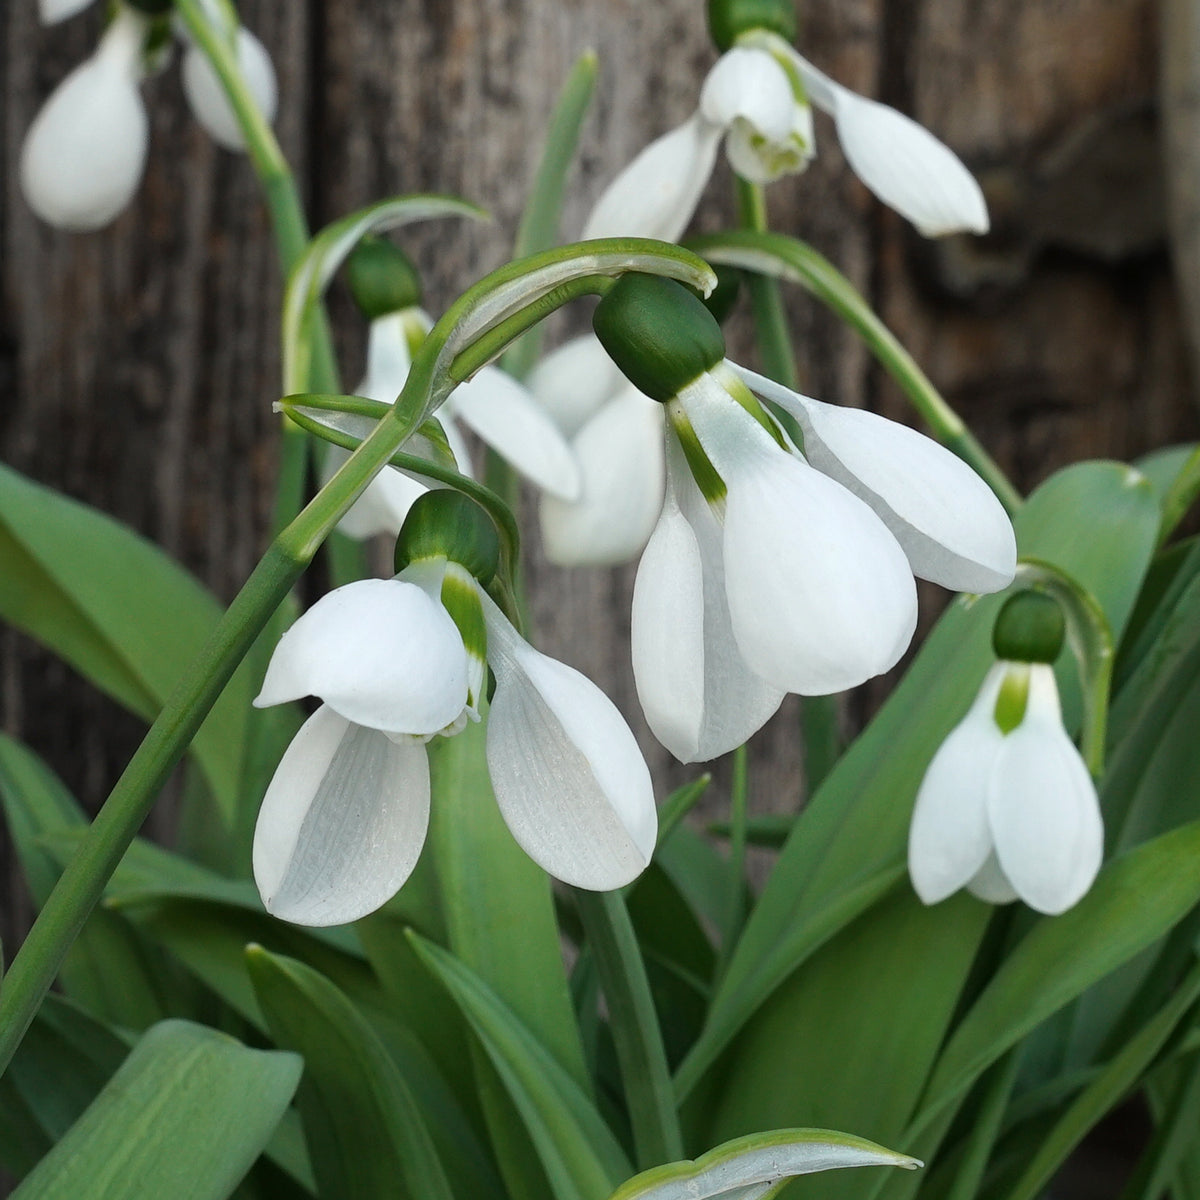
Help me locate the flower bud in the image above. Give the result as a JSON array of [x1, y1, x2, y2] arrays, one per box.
[[348, 237, 424, 320], [592, 274, 726, 403], [394, 490, 500, 585], [707, 0, 797, 52], [992, 590, 1065, 665]]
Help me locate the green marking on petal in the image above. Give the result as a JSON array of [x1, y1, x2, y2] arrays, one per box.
[[993, 663, 1031, 735], [667, 402, 728, 506]]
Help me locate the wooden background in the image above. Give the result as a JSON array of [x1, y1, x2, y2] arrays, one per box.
[[1, 0, 1197, 965]]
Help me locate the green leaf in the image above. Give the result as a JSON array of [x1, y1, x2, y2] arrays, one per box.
[[1000, 963, 1200, 1200], [410, 931, 632, 1200], [607, 1128, 920, 1200], [246, 946, 457, 1200], [912, 819, 1200, 1135], [0, 464, 253, 824], [11, 1020, 300, 1200], [679, 462, 1160, 1105]]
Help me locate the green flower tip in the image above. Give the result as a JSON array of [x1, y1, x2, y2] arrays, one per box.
[[394, 490, 500, 585], [593, 273, 726, 403], [347, 236, 423, 320], [992, 589, 1065, 664], [708, 0, 797, 51]]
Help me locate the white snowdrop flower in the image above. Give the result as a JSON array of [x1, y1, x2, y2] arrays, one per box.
[[325, 241, 581, 540], [20, 8, 150, 230], [908, 590, 1103, 916], [593, 273, 1015, 762], [182, 26, 278, 151], [582, 15, 986, 242], [252, 493, 656, 925]]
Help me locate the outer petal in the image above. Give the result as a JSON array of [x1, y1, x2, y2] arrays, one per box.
[[322, 445, 427, 540], [526, 334, 625, 437], [908, 664, 1006, 903], [540, 385, 666, 566], [582, 113, 723, 243], [737, 365, 1016, 593], [449, 365, 582, 500], [253, 705, 429, 926], [679, 375, 918, 695], [182, 28, 278, 151], [254, 576, 468, 736], [632, 441, 786, 762], [481, 592, 657, 890], [356, 311, 418, 403], [987, 666, 1104, 915], [793, 54, 988, 237], [39, 0, 95, 24], [20, 13, 148, 230]]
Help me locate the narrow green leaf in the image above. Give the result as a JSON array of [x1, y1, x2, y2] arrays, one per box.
[[913, 820, 1200, 1135], [12, 1020, 300, 1200], [247, 946, 457, 1200], [1002, 963, 1200, 1200], [1125, 1049, 1200, 1200], [608, 1128, 920, 1200], [0, 465, 253, 823], [410, 931, 632, 1200]]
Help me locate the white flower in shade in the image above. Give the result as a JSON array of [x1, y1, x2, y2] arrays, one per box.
[[326, 309, 581, 540], [182, 26, 278, 151], [530, 335, 667, 567], [39, 0, 94, 24], [908, 661, 1104, 915], [583, 38, 986, 243], [20, 8, 149, 231], [252, 541, 657, 925]]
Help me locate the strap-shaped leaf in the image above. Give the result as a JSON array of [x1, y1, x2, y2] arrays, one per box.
[[409, 930, 631, 1200], [0, 465, 252, 824], [608, 1128, 919, 1200], [11, 1020, 300, 1200]]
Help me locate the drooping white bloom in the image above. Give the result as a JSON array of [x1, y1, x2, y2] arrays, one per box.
[[327, 309, 581, 540], [20, 9, 149, 231], [253, 566, 656, 925], [583, 38, 986, 243], [39, 0, 94, 25], [182, 27, 278, 151], [532, 335, 667, 567], [629, 363, 1015, 763], [908, 662, 1104, 915]]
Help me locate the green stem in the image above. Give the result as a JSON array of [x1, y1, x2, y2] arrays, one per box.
[[573, 889, 683, 1168], [1159, 443, 1200, 545], [0, 399, 423, 1077], [688, 230, 1023, 515], [717, 745, 749, 984]]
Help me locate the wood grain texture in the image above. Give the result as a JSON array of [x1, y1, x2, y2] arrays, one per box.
[[0, 0, 1195, 989]]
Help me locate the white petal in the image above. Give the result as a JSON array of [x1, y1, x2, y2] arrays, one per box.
[[679, 376, 918, 695], [253, 706, 429, 926], [700, 47, 796, 143], [632, 443, 785, 762], [39, 0, 94, 24], [966, 852, 1020, 905], [255, 577, 468, 736], [987, 666, 1104, 915], [356, 311, 419, 403], [322, 445, 427, 540], [908, 665, 1007, 903], [182, 28, 277, 151], [525, 334, 625, 437], [794, 55, 989, 237], [481, 594, 656, 890], [449, 366, 581, 499], [582, 113, 723, 243], [738, 366, 1016, 593], [724, 97, 815, 185], [20, 13, 148, 231], [540, 386, 666, 566]]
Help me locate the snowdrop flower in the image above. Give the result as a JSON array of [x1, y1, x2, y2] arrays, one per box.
[[583, 1, 987, 242], [908, 591, 1103, 915], [592, 274, 1015, 762], [326, 239, 581, 540], [20, 8, 150, 231], [252, 492, 656, 925], [181, 25, 278, 151]]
